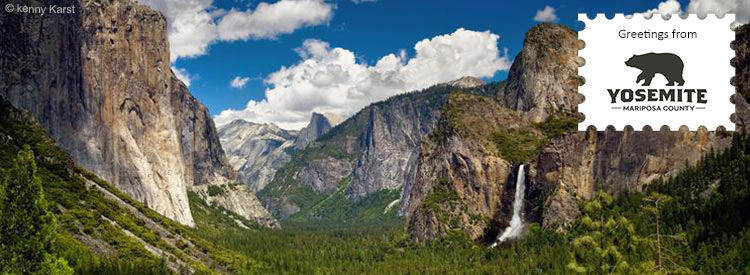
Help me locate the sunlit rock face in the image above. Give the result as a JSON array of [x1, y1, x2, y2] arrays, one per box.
[[0, 0, 274, 226], [219, 120, 298, 192]]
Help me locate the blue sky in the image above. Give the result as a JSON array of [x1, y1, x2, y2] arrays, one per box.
[[159, 0, 692, 128]]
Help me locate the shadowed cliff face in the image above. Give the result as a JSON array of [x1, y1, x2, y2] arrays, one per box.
[[406, 23, 750, 242], [534, 128, 730, 232], [0, 0, 273, 226]]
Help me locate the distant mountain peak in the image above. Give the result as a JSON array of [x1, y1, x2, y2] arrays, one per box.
[[446, 76, 485, 88], [224, 119, 285, 132], [294, 113, 336, 149], [227, 119, 255, 127]]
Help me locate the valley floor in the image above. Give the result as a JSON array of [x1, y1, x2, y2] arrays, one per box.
[[191, 218, 571, 275]]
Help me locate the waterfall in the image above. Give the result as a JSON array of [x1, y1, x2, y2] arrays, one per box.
[[491, 164, 526, 247]]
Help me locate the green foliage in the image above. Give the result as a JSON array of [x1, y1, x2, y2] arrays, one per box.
[[286, 177, 402, 223], [442, 91, 477, 135], [563, 134, 750, 275], [492, 128, 545, 164], [567, 191, 644, 275], [191, 216, 574, 275], [535, 115, 579, 140], [643, 134, 750, 274], [492, 115, 579, 164], [207, 184, 226, 197], [0, 145, 73, 274], [421, 178, 459, 211], [420, 178, 463, 227], [189, 191, 262, 232], [40, 254, 75, 275]]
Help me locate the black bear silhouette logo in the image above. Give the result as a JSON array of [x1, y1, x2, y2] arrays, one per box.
[[625, 53, 685, 86]]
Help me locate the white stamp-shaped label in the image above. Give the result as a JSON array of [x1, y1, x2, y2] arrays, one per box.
[[578, 14, 735, 131]]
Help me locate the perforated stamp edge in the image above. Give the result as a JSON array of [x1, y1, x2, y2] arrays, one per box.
[[577, 13, 736, 131]]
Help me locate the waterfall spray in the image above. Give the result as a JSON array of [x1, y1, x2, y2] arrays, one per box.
[[491, 164, 526, 247]]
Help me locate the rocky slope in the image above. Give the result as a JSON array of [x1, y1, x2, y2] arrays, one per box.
[[406, 23, 749, 242], [534, 128, 730, 233], [259, 78, 498, 219], [219, 120, 298, 192], [0, 0, 273, 226], [0, 96, 258, 272]]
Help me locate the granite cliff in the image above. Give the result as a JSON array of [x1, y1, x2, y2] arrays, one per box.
[[501, 24, 582, 123], [0, 0, 273, 226], [406, 93, 536, 242], [219, 120, 298, 192]]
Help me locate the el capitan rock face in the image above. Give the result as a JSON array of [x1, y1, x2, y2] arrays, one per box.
[[0, 0, 273, 226]]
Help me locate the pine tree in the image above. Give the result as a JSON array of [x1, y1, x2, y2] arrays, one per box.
[[641, 192, 693, 275], [0, 145, 72, 274], [567, 191, 641, 275]]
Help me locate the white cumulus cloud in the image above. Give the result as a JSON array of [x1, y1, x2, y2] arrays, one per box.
[[635, 0, 748, 28], [638, 0, 683, 18], [230, 76, 251, 89], [139, 0, 335, 61], [214, 28, 511, 130], [217, 0, 334, 41], [533, 6, 558, 22]]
